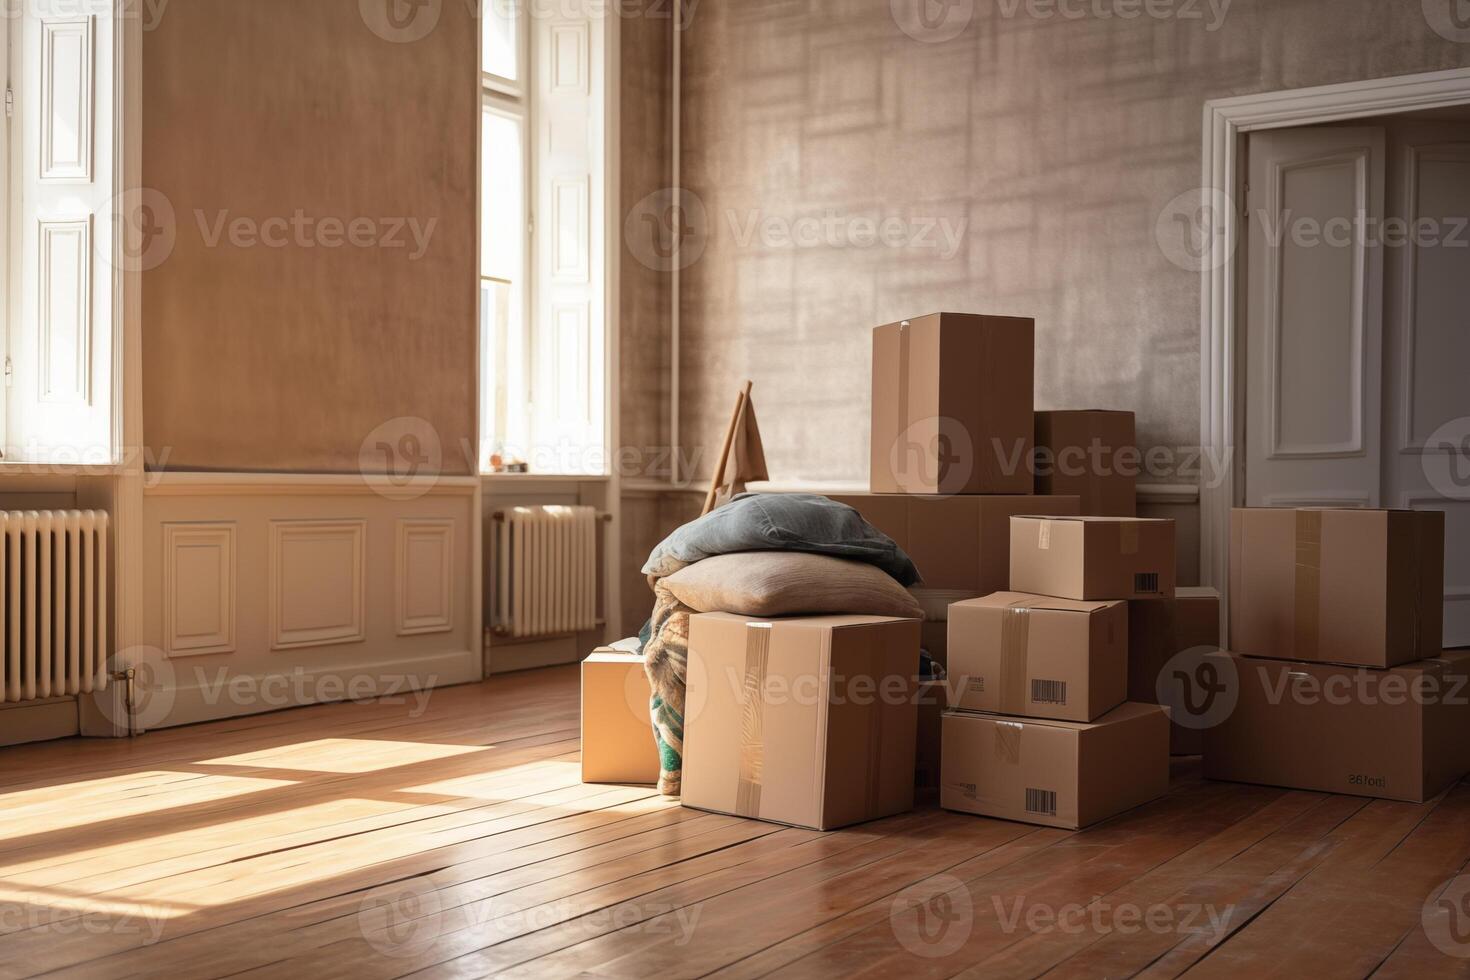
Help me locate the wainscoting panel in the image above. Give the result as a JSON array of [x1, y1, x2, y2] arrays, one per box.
[[269, 519, 366, 650], [162, 522, 236, 657], [140, 474, 480, 728], [396, 518, 454, 636]]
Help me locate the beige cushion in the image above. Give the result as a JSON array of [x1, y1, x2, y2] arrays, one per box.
[[659, 552, 923, 619]]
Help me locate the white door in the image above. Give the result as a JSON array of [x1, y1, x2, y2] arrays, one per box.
[[1244, 126, 1386, 511], [1245, 121, 1470, 649], [1382, 121, 1470, 648]]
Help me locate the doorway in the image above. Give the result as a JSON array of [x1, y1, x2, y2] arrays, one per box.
[[1197, 67, 1470, 649], [1240, 110, 1470, 646]]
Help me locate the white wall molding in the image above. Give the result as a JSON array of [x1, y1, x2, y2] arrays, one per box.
[[144, 472, 481, 497], [162, 521, 236, 657], [632, 478, 1204, 505], [268, 519, 368, 651], [1198, 66, 1470, 639], [396, 518, 455, 636]]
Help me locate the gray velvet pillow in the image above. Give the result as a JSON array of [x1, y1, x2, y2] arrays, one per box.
[[659, 552, 924, 619]]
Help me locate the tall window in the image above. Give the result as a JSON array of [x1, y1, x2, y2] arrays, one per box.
[[3, 4, 117, 464], [481, 1, 608, 476]]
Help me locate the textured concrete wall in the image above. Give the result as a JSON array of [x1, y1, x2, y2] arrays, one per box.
[[620, 12, 675, 477], [143, 0, 477, 473], [669, 0, 1470, 485]]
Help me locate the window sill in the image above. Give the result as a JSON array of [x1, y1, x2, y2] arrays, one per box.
[[481, 472, 610, 487], [0, 459, 124, 477]]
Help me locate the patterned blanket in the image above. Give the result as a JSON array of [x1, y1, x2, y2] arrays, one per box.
[[642, 583, 692, 797]]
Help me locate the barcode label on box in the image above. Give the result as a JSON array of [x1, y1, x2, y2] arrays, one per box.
[[1134, 572, 1160, 594], [1026, 788, 1057, 816], [1031, 679, 1067, 704]]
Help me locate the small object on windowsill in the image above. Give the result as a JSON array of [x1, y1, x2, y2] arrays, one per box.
[[488, 451, 529, 474]]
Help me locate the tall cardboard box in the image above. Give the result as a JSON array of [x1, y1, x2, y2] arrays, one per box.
[[1202, 651, 1470, 802], [1010, 516, 1176, 601], [941, 703, 1169, 829], [827, 493, 1081, 601], [947, 592, 1128, 722], [682, 613, 920, 831], [870, 313, 1034, 495], [1034, 410, 1137, 517], [1230, 508, 1444, 668], [1128, 587, 1221, 754], [581, 650, 661, 785]]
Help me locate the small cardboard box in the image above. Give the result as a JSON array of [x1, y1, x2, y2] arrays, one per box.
[[581, 649, 661, 785], [915, 678, 947, 790], [1202, 650, 1470, 803], [947, 592, 1127, 722], [940, 703, 1169, 829], [1010, 516, 1176, 601], [1034, 410, 1137, 517], [828, 493, 1081, 598], [1230, 508, 1444, 668], [1128, 587, 1221, 754], [870, 313, 1034, 495], [683, 613, 920, 831]]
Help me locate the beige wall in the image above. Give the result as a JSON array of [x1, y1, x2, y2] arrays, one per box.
[[142, 0, 478, 474], [671, 0, 1470, 486]]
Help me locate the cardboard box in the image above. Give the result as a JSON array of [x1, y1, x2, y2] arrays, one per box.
[[682, 613, 920, 831], [1128, 587, 1221, 754], [870, 313, 1034, 495], [1202, 651, 1470, 803], [947, 592, 1127, 722], [940, 703, 1170, 829], [828, 493, 1081, 598], [1010, 516, 1176, 601], [581, 649, 661, 785], [915, 678, 947, 790], [1230, 508, 1444, 668], [1034, 410, 1137, 517]]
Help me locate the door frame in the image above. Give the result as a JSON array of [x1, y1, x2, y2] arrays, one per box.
[[1198, 66, 1470, 642]]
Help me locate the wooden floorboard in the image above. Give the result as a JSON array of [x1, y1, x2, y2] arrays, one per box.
[[3, 666, 1470, 979]]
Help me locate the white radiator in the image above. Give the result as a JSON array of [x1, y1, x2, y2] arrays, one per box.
[[492, 505, 599, 638], [1, 510, 109, 704]]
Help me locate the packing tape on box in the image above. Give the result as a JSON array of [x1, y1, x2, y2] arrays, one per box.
[[897, 321, 911, 484], [1294, 510, 1322, 660], [999, 602, 1035, 714], [1038, 520, 1052, 550], [1119, 521, 1140, 556], [735, 623, 771, 819], [994, 721, 1023, 764]]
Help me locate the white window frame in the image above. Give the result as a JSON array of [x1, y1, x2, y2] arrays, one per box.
[[481, 1, 533, 473], [2, 12, 14, 446], [480, 1, 613, 478]]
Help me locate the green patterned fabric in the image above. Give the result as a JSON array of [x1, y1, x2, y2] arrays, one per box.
[[642, 584, 692, 797]]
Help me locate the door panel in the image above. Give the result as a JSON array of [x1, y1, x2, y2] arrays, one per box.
[[1383, 121, 1470, 648], [1245, 127, 1386, 510]]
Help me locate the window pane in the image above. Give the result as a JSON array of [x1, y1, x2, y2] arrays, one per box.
[[481, 107, 527, 471], [483, 0, 517, 81], [482, 110, 522, 281], [480, 280, 527, 470]]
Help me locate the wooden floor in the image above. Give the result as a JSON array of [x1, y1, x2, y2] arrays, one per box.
[[3, 669, 1470, 980]]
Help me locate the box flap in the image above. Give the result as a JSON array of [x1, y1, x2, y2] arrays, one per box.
[[961, 591, 1123, 615], [944, 701, 1163, 733]]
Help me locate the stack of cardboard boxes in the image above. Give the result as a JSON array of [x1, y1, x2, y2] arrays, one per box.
[[586, 312, 1195, 833], [939, 516, 1176, 829], [1204, 507, 1470, 803]]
